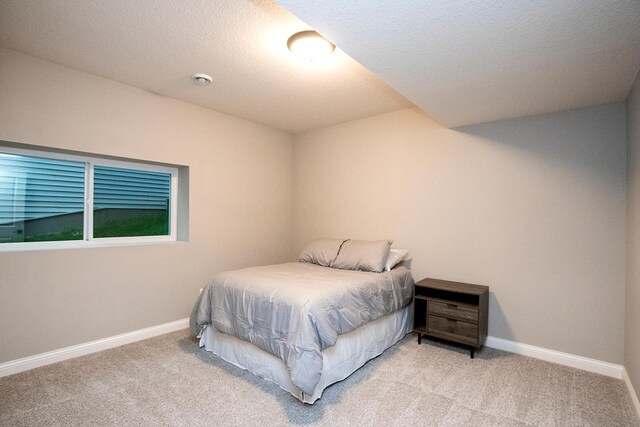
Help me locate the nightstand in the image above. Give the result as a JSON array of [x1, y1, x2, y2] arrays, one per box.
[[413, 277, 489, 358]]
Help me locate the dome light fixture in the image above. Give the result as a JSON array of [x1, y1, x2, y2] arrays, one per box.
[[287, 30, 335, 62], [192, 73, 212, 86]]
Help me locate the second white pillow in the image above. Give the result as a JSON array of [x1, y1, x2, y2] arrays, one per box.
[[385, 249, 409, 271]]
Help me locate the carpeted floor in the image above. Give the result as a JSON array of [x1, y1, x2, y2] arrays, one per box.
[[1, 330, 638, 426]]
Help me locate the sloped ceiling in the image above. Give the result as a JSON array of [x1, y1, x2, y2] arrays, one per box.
[[279, 0, 640, 128], [1, 1, 639, 132]]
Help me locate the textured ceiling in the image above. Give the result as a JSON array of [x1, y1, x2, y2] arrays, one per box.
[[278, 0, 640, 128], [0, 0, 410, 134], [1, 1, 639, 133]]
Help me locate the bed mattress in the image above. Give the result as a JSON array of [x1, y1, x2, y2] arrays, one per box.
[[199, 304, 412, 403], [191, 262, 413, 395]]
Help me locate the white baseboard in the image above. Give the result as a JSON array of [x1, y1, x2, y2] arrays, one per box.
[[623, 367, 640, 420], [485, 336, 623, 379], [0, 318, 189, 378]]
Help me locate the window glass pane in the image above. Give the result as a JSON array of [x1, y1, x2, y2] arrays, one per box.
[[93, 165, 171, 238], [0, 153, 85, 243]]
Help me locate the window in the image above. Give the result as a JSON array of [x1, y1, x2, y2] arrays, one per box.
[[0, 146, 178, 250], [93, 166, 172, 238]]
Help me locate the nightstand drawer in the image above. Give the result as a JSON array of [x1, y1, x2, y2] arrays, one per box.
[[428, 315, 478, 345], [428, 300, 478, 323]]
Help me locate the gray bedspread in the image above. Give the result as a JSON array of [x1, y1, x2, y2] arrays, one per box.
[[190, 262, 413, 395]]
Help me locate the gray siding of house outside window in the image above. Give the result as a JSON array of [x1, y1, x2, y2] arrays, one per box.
[[0, 154, 171, 226]]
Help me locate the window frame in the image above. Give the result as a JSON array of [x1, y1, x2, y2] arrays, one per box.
[[0, 145, 178, 252]]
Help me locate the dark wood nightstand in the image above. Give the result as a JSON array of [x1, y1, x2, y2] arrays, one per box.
[[413, 277, 489, 358]]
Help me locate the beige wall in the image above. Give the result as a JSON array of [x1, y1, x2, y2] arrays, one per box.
[[293, 105, 627, 364], [0, 46, 632, 370], [0, 49, 294, 363], [627, 72, 640, 393]]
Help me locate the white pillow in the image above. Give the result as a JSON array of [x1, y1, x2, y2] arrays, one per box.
[[385, 249, 409, 271]]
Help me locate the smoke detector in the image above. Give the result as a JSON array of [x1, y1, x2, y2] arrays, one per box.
[[192, 73, 212, 86]]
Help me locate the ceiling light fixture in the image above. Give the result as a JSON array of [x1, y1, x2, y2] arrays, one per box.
[[192, 73, 212, 86], [287, 30, 335, 62]]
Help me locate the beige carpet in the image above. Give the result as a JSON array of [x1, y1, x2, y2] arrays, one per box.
[[1, 330, 638, 426]]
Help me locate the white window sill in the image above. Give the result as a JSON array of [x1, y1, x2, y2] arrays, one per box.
[[0, 238, 183, 252]]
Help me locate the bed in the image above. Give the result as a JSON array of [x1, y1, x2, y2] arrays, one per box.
[[190, 239, 413, 403]]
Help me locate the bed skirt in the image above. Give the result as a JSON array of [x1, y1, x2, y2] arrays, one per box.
[[198, 304, 412, 403]]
